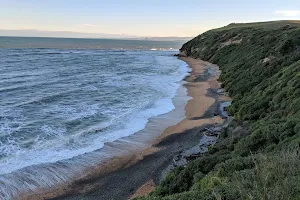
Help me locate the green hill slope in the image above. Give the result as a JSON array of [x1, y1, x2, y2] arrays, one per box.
[[212, 20, 300, 31], [137, 21, 300, 200]]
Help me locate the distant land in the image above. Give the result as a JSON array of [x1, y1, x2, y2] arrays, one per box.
[[0, 29, 192, 41]]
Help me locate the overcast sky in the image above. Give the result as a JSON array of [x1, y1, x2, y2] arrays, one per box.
[[1, 0, 300, 37]]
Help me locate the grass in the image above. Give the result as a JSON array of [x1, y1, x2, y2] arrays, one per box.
[[136, 20, 300, 200], [136, 151, 300, 200], [212, 20, 300, 31]]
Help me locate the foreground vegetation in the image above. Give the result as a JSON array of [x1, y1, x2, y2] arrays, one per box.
[[136, 20, 300, 200]]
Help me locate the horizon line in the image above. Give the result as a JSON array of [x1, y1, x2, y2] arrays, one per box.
[[0, 29, 196, 39], [0, 34, 193, 41]]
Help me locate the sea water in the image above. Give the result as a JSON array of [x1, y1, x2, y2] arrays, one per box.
[[0, 37, 188, 198]]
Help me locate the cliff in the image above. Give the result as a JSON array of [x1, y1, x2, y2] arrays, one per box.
[[137, 20, 300, 200]]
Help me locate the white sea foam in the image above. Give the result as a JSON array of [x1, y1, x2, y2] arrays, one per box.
[[44, 103, 100, 121], [0, 90, 183, 175], [0, 49, 189, 199]]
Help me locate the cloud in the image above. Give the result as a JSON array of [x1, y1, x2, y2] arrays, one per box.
[[80, 24, 100, 28], [275, 10, 300, 17]]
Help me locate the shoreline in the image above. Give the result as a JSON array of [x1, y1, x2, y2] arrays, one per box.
[[22, 57, 229, 200]]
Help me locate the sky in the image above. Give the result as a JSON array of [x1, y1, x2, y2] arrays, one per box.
[[1, 0, 300, 37]]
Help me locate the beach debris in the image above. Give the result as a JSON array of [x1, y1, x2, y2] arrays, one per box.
[[172, 99, 233, 167], [173, 128, 221, 167]]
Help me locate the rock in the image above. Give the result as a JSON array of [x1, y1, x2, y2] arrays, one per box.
[[262, 56, 275, 63], [174, 51, 187, 57], [173, 157, 188, 167]]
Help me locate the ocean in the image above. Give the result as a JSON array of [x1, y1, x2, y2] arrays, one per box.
[[0, 37, 188, 198]]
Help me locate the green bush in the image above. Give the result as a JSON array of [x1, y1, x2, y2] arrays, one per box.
[[140, 22, 300, 200]]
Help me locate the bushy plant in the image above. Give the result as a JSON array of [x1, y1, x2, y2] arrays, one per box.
[[139, 21, 300, 200]]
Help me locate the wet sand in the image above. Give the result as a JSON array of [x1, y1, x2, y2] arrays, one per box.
[[22, 57, 226, 200]]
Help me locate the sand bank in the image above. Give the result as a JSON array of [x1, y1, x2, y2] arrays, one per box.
[[22, 57, 228, 200]]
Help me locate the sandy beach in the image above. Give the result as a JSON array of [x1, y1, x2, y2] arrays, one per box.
[[22, 57, 229, 200]]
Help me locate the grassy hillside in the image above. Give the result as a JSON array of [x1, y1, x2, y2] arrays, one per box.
[[136, 21, 300, 200], [212, 20, 300, 31]]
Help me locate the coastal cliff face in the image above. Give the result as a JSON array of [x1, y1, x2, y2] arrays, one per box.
[[138, 21, 300, 200]]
